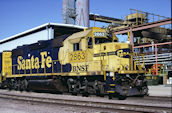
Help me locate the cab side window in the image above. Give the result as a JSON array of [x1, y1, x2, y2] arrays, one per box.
[[73, 41, 81, 51], [87, 37, 93, 49], [114, 39, 118, 42], [73, 43, 80, 51]]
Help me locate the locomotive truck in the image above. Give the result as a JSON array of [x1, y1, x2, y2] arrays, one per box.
[[0, 27, 148, 99]]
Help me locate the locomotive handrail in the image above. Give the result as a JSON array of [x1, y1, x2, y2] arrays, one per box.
[[133, 52, 145, 70], [52, 61, 54, 73], [130, 54, 133, 70]]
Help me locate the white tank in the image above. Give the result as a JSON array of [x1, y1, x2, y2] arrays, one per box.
[[76, 0, 89, 27]]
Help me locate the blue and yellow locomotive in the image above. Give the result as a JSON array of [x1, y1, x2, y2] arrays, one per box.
[[0, 27, 148, 99]]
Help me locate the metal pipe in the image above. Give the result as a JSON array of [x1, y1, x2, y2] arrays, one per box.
[[130, 55, 133, 70], [141, 11, 143, 24], [94, 15, 96, 27], [130, 9, 168, 19], [155, 45, 158, 75], [136, 10, 138, 25], [114, 18, 171, 34], [133, 42, 172, 48], [129, 27, 134, 51]]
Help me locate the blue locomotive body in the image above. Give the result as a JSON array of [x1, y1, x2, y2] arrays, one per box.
[[11, 36, 71, 76]]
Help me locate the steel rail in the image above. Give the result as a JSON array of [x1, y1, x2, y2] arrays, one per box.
[[143, 96, 172, 101], [126, 96, 172, 102], [0, 92, 171, 113]]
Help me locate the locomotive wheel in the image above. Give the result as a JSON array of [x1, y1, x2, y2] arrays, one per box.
[[82, 92, 89, 97], [98, 84, 105, 97], [71, 92, 77, 96], [13, 80, 20, 91], [19, 80, 25, 91], [26, 88, 30, 92], [19, 79, 28, 91], [137, 94, 144, 97], [108, 94, 113, 99], [118, 95, 126, 100], [96, 90, 104, 97], [7, 80, 13, 90], [96, 90, 101, 96], [143, 86, 149, 95]]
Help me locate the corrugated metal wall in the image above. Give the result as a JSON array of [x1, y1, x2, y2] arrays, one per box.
[[0, 53, 2, 74], [0, 28, 54, 52]]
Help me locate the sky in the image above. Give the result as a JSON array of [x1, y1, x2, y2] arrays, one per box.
[[0, 0, 171, 41]]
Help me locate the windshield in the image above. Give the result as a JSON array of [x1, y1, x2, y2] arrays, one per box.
[[95, 38, 112, 44]]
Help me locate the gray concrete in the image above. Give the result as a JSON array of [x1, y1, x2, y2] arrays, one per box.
[[0, 98, 108, 113], [0, 88, 171, 113], [148, 85, 172, 97]]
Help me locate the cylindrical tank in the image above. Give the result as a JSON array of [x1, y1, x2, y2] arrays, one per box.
[[76, 0, 89, 27], [63, 0, 76, 25]]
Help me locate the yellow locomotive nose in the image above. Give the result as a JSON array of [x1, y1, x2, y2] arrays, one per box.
[[93, 42, 131, 72]]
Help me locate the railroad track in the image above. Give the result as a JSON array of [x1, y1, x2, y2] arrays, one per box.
[[89, 94, 172, 102], [143, 95, 172, 101], [0, 90, 171, 113]]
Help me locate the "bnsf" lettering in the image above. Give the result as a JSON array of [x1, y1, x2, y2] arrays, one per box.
[[72, 65, 89, 72], [17, 51, 52, 70]]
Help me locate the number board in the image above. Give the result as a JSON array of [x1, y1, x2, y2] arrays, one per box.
[[94, 32, 105, 37], [69, 51, 86, 63]]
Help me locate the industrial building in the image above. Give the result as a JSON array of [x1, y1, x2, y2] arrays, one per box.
[[110, 9, 171, 85], [0, 23, 85, 52]]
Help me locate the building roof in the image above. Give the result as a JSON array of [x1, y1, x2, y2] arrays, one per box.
[[0, 23, 87, 44]]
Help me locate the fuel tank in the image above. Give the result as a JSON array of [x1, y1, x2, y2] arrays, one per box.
[[27, 79, 67, 93]]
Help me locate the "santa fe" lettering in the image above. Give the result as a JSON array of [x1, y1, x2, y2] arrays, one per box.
[[17, 51, 52, 70]]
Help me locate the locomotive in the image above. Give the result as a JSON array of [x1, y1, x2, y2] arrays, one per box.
[[0, 27, 148, 99]]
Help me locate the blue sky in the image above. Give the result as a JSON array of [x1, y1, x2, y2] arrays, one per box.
[[0, 0, 171, 41]]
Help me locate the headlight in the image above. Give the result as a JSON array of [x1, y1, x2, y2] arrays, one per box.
[[125, 65, 129, 70], [110, 72, 114, 77], [126, 74, 129, 77], [142, 65, 145, 69]]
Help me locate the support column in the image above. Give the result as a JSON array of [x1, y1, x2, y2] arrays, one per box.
[[130, 27, 134, 51]]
